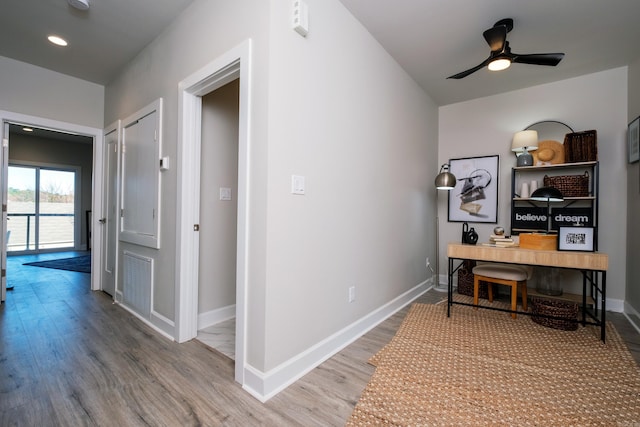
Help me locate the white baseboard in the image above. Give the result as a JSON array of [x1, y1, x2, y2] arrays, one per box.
[[623, 301, 640, 334], [151, 309, 175, 338], [605, 298, 624, 313], [114, 301, 175, 341], [241, 280, 430, 402], [198, 305, 236, 329]]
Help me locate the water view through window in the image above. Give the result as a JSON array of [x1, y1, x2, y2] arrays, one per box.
[[7, 165, 76, 252]]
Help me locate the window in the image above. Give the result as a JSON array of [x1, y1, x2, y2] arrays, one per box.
[[7, 164, 79, 252]]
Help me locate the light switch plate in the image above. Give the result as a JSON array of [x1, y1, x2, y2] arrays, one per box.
[[291, 175, 305, 195], [220, 187, 232, 201]]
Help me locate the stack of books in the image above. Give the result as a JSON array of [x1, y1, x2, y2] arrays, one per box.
[[486, 234, 517, 247]]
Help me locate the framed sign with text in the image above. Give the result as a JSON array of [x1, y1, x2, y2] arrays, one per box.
[[512, 206, 594, 233]]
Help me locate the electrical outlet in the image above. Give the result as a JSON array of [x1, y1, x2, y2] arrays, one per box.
[[348, 286, 356, 303]]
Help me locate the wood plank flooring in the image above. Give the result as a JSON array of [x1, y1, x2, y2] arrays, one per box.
[[1, 253, 639, 426]]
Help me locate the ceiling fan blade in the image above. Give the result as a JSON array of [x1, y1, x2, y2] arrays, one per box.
[[447, 58, 491, 79], [512, 52, 564, 66], [483, 25, 507, 52]]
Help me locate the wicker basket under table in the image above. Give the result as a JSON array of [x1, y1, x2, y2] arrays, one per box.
[[531, 297, 579, 331]]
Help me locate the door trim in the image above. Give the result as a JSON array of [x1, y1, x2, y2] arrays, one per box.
[[0, 110, 103, 298], [175, 40, 251, 385], [1, 121, 8, 303]]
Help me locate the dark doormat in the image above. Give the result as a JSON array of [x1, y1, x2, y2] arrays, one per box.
[[23, 255, 91, 273]]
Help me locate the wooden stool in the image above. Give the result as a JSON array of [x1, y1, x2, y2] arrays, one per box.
[[472, 264, 533, 318]]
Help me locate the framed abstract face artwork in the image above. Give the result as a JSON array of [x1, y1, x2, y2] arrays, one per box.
[[447, 155, 499, 224]]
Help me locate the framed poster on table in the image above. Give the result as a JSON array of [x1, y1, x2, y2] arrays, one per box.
[[558, 226, 595, 252], [448, 155, 499, 223]]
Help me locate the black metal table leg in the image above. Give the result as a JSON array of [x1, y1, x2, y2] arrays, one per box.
[[447, 257, 452, 317], [601, 271, 606, 343]]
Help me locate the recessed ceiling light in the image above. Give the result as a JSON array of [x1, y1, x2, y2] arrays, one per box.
[[48, 35, 68, 47], [22, 127, 34, 132]]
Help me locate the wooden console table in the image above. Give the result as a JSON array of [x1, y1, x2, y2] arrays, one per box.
[[447, 243, 609, 341]]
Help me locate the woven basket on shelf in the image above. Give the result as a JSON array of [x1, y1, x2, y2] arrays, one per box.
[[564, 130, 597, 162], [543, 172, 590, 197], [531, 298, 579, 331]]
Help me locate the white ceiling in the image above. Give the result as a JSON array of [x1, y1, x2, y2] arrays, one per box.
[[338, 0, 640, 105], [1, 0, 640, 105], [0, 0, 194, 85]]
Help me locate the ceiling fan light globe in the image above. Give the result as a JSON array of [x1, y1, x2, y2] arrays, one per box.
[[488, 58, 511, 71]]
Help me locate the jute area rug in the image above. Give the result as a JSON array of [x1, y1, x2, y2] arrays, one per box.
[[346, 302, 640, 426]]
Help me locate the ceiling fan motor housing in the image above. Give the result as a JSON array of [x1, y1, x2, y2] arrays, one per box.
[[447, 17, 564, 79], [494, 18, 514, 33]]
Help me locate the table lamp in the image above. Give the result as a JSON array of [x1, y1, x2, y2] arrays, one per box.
[[530, 186, 564, 233], [511, 130, 538, 167], [433, 164, 456, 291]]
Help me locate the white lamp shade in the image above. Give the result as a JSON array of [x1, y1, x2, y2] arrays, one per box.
[[511, 130, 539, 152]]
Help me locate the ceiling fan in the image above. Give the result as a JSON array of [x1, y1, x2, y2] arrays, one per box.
[[447, 18, 564, 79]]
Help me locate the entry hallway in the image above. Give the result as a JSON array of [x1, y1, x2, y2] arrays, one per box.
[[1, 252, 639, 426]]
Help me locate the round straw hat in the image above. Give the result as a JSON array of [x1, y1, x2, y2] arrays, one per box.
[[532, 140, 565, 165]]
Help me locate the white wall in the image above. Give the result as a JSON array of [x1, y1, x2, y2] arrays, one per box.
[[263, 0, 438, 370], [439, 67, 628, 305], [626, 58, 640, 316], [104, 0, 439, 393], [104, 0, 271, 334], [0, 56, 104, 128]]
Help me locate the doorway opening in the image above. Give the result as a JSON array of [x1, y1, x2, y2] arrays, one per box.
[[176, 40, 251, 385], [5, 123, 93, 256], [194, 79, 240, 360], [1, 112, 103, 302]]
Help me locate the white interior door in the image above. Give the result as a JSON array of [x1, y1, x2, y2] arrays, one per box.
[[1, 122, 8, 302], [101, 125, 119, 297]]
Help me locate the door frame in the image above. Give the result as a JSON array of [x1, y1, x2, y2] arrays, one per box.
[[175, 40, 251, 385], [1, 110, 104, 302]]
